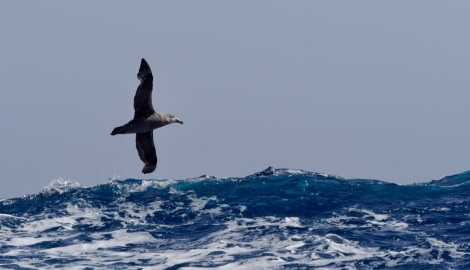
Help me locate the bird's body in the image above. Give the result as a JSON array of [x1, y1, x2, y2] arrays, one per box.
[[111, 112, 177, 135], [111, 58, 183, 174]]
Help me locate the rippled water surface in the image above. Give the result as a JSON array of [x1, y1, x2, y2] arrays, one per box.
[[1, 167, 469, 269]]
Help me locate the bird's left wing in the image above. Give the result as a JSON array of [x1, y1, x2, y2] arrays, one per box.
[[134, 58, 155, 118]]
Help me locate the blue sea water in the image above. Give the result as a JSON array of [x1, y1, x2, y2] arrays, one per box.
[[1, 167, 469, 269]]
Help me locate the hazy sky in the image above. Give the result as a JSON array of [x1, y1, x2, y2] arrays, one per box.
[[1, 1, 469, 198]]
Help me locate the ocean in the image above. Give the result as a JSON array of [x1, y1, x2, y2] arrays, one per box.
[[1, 167, 469, 269]]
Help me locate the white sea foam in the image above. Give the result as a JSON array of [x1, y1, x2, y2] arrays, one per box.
[[0, 207, 465, 269], [0, 213, 24, 219], [44, 178, 81, 194]]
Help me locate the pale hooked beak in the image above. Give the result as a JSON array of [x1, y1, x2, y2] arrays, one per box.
[[175, 117, 184, 124]]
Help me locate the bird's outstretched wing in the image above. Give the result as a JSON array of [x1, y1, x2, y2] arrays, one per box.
[[136, 131, 157, 174], [134, 58, 155, 118]]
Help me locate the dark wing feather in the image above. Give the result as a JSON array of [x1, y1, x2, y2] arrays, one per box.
[[136, 132, 157, 174], [134, 58, 155, 118]]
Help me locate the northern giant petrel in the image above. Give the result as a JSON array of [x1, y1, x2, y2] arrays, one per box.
[[111, 59, 183, 173]]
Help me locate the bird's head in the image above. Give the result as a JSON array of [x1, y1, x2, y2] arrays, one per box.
[[167, 114, 183, 125]]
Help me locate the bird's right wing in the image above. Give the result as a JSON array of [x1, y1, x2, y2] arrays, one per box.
[[136, 131, 157, 174]]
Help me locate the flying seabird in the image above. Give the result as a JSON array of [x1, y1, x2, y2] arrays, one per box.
[[111, 58, 183, 173]]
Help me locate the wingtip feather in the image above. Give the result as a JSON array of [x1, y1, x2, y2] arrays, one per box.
[[138, 58, 153, 81]]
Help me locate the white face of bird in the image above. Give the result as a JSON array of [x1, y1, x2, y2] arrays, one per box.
[[168, 114, 183, 124]]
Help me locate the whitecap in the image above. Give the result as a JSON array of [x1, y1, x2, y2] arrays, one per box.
[[43, 178, 81, 194]]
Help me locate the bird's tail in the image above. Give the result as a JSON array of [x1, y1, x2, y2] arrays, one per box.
[[137, 58, 153, 82], [111, 126, 124, 135]]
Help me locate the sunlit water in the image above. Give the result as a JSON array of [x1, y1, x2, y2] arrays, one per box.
[[1, 167, 469, 269]]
